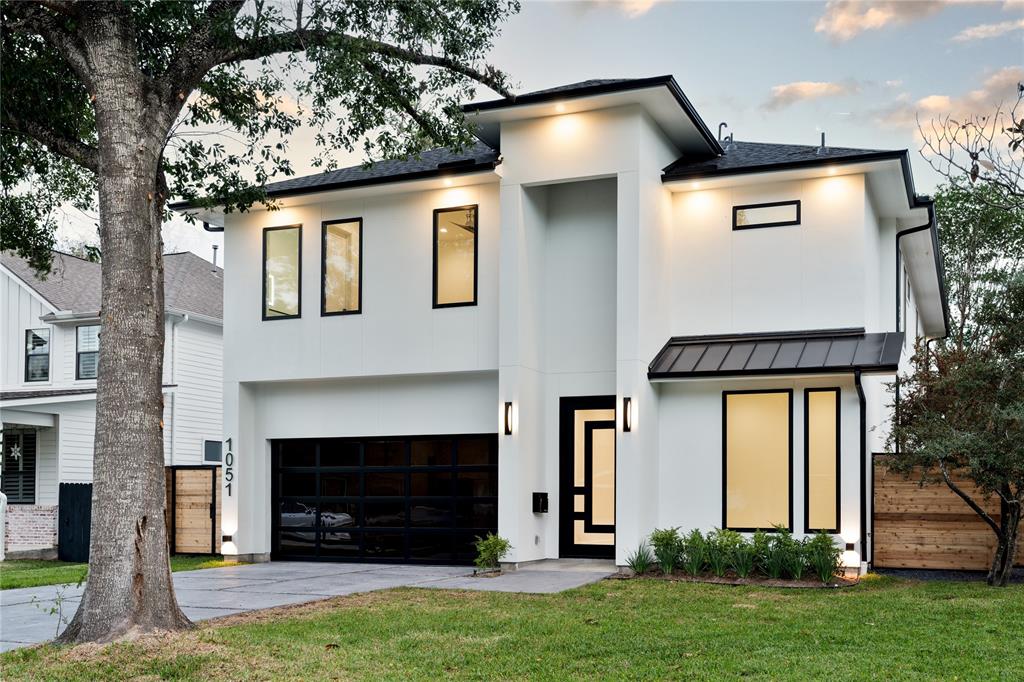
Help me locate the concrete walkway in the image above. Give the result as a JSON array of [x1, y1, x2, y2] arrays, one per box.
[[0, 559, 615, 652]]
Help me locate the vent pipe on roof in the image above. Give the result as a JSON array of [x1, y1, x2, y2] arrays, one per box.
[[212, 244, 219, 270], [724, 133, 737, 153], [718, 122, 728, 141], [816, 131, 828, 155]]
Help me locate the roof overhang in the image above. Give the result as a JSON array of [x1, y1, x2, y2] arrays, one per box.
[[171, 167, 500, 229], [648, 328, 904, 381], [898, 203, 948, 338], [463, 76, 722, 158]]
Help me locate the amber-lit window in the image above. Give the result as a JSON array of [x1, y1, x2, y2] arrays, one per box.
[[321, 218, 362, 315], [723, 390, 792, 530], [263, 225, 301, 320], [433, 205, 477, 307], [805, 388, 840, 532]]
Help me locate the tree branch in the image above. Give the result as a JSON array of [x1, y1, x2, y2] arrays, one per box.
[[216, 29, 513, 98], [2, 114, 99, 173], [3, 1, 94, 87], [939, 461, 1003, 538]]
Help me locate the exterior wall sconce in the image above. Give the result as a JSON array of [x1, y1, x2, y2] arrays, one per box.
[[622, 397, 632, 432], [504, 401, 514, 436]]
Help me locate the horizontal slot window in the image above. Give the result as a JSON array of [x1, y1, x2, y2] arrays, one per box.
[[733, 200, 801, 230]]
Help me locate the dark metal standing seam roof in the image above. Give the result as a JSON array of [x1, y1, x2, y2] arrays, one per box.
[[648, 328, 905, 380]]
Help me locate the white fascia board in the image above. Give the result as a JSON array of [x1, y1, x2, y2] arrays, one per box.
[[165, 308, 223, 328], [899, 228, 946, 338], [0, 394, 96, 409], [40, 311, 100, 324], [0, 408, 56, 427]]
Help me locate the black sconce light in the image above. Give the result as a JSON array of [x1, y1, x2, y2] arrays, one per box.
[[622, 397, 632, 432], [223, 534, 234, 543], [504, 401, 513, 435]]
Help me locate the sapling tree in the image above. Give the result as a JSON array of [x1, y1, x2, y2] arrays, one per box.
[[1, 0, 517, 643]]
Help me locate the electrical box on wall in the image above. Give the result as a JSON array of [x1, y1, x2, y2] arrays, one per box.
[[532, 492, 548, 514]]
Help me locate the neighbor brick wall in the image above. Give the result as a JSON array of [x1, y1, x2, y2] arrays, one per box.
[[3, 504, 58, 552]]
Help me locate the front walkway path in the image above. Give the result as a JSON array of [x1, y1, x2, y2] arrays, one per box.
[[0, 559, 615, 652]]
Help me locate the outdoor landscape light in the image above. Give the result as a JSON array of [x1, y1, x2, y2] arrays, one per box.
[[504, 401, 514, 435], [622, 397, 632, 432]]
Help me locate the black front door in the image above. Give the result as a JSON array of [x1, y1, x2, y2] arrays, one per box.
[[559, 396, 616, 559]]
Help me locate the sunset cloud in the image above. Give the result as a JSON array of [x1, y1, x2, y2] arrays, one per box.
[[762, 80, 860, 111], [875, 66, 1024, 129], [815, 1, 945, 42], [952, 17, 1024, 41]]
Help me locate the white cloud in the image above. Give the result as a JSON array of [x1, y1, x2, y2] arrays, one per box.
[[762, 80, 861, 111], [875, 65, 1024, 129], [815, 1, 1023, 42], [952, 17, 1024, 41], [574, 0, 661, 18]]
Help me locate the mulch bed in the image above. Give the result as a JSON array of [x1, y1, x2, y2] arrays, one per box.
[[616, 571, 858, 589]]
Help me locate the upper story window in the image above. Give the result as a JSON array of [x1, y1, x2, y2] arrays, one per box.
[[733, 200, 801, 231], [76, 324, 100, 380], [25, 329, 50, 382], [263, 225, 302, 320], [723, 389, 792, 531], [321, 218, 362, 316], [433, 205, 478, 308]]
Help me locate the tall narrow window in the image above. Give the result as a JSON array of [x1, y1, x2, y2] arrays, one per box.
[[2, 431, 36, 504], [723, 390, 792, 531], [321, 218, 362, 315], [25, 329, 50, 382], [263, 225, 302, 320], [76, 325, 100, 379], [805, 388, 840, 533], [433, 205, 478, 308]]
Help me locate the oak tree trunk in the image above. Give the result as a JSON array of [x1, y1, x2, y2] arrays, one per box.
[[988, 502, 1021, 588], [58, 8, 189, 644]]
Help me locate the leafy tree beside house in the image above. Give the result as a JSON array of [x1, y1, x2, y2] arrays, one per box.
[[887, 181, 1024, 586], [1, 0, 517, 643]]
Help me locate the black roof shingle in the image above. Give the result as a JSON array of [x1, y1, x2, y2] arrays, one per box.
[[663, 141, 904, 181]]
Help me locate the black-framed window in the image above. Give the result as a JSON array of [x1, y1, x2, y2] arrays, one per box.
[[433, 205, 478, 308], [732, 200, 801, 230], [804, 388, 841, 533], [25, 328, 50, 382], [321, 218, 362, 316], [722, 389, 793, 531], [204, 440, 223, 463], [263, 225, 302, 320], [2, 431, 36, 504], [76, 324, 100, 380]]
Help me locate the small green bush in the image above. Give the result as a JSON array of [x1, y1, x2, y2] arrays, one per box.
[[681, 529, 706, 575], [707, 529, 742, 577], [650, 527, 681, 575], [806, 531, 842, 583], [731, 541, 756, 578], [751, 529, 770, 574], [474, 533, 511, 570], [785, 537, 809, 580], [763, 526, 800, 579], [626, 543, 654, 575]]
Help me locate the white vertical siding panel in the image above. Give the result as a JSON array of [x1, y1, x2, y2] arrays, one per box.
[[170, 319, 223, 464], [35, 425, 59, 504]]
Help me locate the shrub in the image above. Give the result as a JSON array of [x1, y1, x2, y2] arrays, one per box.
[[763, 526, 799, 579], [680, 529, 707, 576], [806, 531, 842, 583], [707, 529, 742, 577], [751, 529, 770, 575], [785, 537, 809, 580], [626, 543, 654, 575], [650, 527, 682, 575], [474, 533, 511, 570], [730, 540, 756, 578]]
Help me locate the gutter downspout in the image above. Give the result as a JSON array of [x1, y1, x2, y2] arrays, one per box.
[[854, 368, 868, 570], [168, 313, 189, 465]]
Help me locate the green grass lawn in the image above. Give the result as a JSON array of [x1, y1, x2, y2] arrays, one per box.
[[0, 555, 231, 590], [3, 575, 1022, 680]]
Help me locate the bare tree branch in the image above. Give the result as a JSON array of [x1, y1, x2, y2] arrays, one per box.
[[3, 1, 94, 86], [939, 461, 1003, 538]]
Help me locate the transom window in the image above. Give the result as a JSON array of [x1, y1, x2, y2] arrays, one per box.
[[723, 390, 792, 531], [76, 325, 100, 380], [25, 328, 50, 382], [321, 218, 362, 315], [733, 200, 801, 230], [433, 205, 478, 308], [263, 225, 302, 320]]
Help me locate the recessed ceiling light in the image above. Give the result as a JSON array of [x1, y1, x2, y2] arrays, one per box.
[[555, 103, 566, 113]]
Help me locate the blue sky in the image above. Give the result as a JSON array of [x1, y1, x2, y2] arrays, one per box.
[[60, 0, 1024, 258]]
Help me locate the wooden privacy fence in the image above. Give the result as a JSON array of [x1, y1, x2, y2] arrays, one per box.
[[164, 465, 221, 555], [873, 458, 1023, 570]]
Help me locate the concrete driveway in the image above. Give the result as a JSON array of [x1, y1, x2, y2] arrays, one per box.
[[0, 559, 614, 652]]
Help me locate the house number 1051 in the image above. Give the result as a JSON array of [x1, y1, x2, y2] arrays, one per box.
[[224, 438, 234, 497]]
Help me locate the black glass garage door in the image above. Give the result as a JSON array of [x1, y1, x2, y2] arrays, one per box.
[[271, 435, 498, 564]]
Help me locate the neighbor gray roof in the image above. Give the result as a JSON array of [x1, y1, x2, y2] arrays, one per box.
[[649, 328, 905, 380], [663, 141, 903, 181], [1, 250, 223, 320]]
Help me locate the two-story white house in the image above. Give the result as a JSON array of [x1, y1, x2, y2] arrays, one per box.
[[0, 249, 224, 556], [177, 76, 946, 570]]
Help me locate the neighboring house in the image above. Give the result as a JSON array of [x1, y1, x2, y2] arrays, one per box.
[[0, 250, 224, 556], [175, 76, 946, 569]]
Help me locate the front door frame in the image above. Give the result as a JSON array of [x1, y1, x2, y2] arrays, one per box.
[[558, 395, 616, 559]]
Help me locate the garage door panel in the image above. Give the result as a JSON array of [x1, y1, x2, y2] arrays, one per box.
[[272, 434, 498, 564]]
